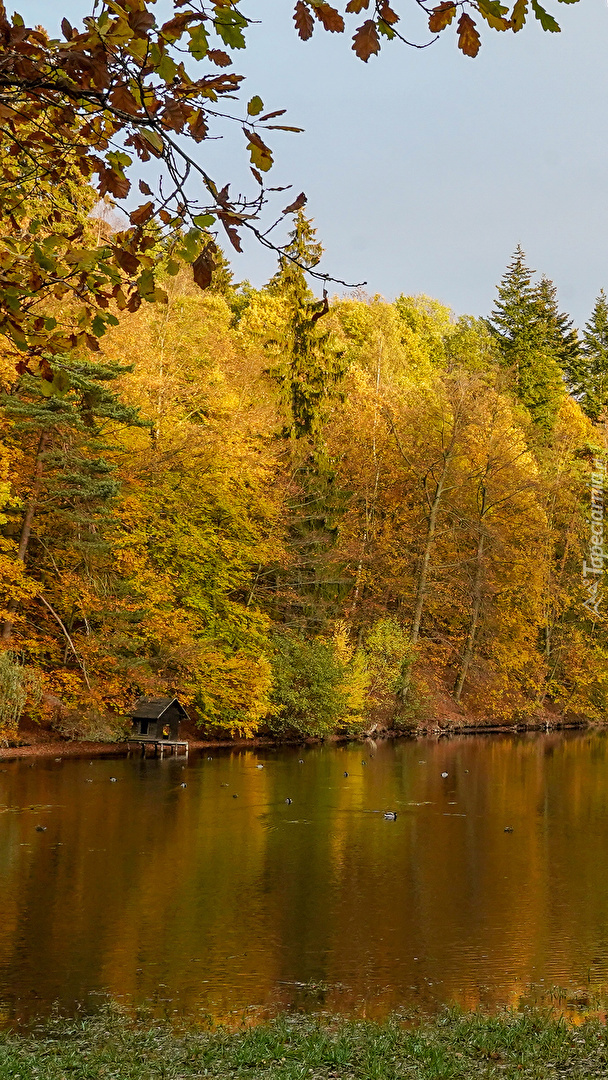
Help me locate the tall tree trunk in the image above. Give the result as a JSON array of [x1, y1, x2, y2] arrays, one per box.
[[349, 339, 382, 618], [1, 431, 48, 642], [454, 530, 485, 703], [410, 464, 449, 645]]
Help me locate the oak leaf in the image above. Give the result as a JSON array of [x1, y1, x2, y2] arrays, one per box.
[[530, 0, 560, 31], [129, 201, 155, 226], [457, 12, 481, 55], [510, 0, 527, 30], [110, 85, 140, 116], [127, 9, 155, 35], [312, 4, 345, 32], [283, 192, 307, 213], [428, 2, 457, 31], [192, 243, 217, 290], [294, 1, 314, 39], [477, 0, 511, 30], [244, 129, 273, 172], [207, 48, 232, 66], [352, 19, 380, 60], [114, 248, 140, 276], [379, 2, 399, 25], [346, 0, 370, 11], [98, 168, 130, 199]]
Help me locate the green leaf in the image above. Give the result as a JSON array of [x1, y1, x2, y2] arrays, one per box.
[[91, 315, 107, 337], [477, 0, 507, 15], [179, 229, 201, 263], [530, 0, 560, 28], [52, 370, 71, 397], [192, 214, 216, 228], [247, 95, 264, 117], [107, 150, 132, 169], [40, 379, 54, 398], [214, 9, 247, 50], [137, 268, 155, 297], [166, 259, 180, 276], [44, 318, 57, 331], [33, 244, 55, 272], [157, 53, 177, 81], [188, 24, 209, 59]]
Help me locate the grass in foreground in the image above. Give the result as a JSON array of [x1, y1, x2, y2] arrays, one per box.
[[0, 1006, 607, 1080]]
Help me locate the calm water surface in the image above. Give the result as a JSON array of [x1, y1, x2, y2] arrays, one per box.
[[1, 731, 608, 1025]]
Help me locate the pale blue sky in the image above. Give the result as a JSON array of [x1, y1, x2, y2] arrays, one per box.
[[17, 0, 608, 327]]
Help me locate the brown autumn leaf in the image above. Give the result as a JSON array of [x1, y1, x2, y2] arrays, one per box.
[[379, 2, 399, 25], [129, 201, 155, 226], [126, 290, 142, 313], [294, 0, 314, 39], [219, 215, 244, 252], [428, 1, 457, 31], [457, 11, 481, 54], [346, 0, 370, 11], [113, 248, 140, 276], [161, 98, 187, 132], [61, 17, 72, 40], [352, 19, 380, 60], [189, 110, 208, 141], [139, 179, 153, 196], [192, 243, 217, 289], [313, 4, 345, 32], [98, 167, 130, 200], [283, 191, 307, 213], [127, 9, 155, 34], [207, 49, 232, 66], [109, 85, 140, 116]]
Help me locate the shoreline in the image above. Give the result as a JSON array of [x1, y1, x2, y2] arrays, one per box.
[[0, 717, 598, 761], [1, 1006, 606, 1079]]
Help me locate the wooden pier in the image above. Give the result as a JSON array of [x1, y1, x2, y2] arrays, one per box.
[[127, 737, 189, 758]]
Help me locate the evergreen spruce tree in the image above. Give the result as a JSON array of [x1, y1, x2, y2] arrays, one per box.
[[268, 211, 344, 441], [487, 247, 565, 430], [1, 355, 145, 641], [564, 289, 608, 420], [534, 275, 580, 372], [266, 213, 349, 629]]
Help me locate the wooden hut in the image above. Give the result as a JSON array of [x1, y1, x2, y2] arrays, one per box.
[[129, 696, 189, 741]]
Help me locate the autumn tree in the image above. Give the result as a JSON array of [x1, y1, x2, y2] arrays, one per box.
[[0, 0, 583, 387]]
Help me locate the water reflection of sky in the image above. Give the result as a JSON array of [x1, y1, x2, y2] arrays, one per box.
[[0, 730, 608, 1026]]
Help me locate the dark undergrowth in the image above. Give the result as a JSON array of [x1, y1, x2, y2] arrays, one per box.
[[0, 1005, 607, 1079]]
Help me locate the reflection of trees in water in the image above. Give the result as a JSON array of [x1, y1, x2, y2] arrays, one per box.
[[1, 733, 608, 1022]]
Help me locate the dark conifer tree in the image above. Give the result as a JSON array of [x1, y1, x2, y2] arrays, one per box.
[[566, 289, 608, 420], [1, 355, 145, 641], [487, 247, 565, 430], [533, 275, 580, 371], [266, 213, 349, 628], [268, 211, 344, 441]]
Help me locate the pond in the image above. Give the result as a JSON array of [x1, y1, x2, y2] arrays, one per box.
[[1, 730, 608, 1026]]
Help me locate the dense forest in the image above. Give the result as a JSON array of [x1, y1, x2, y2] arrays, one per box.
[[1, 197, 607, 743]]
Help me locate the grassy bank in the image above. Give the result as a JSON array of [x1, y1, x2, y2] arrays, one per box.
[[1, 1007, 607, 1079]]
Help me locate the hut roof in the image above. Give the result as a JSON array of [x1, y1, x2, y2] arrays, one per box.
[[130, 696, 189, 721]]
